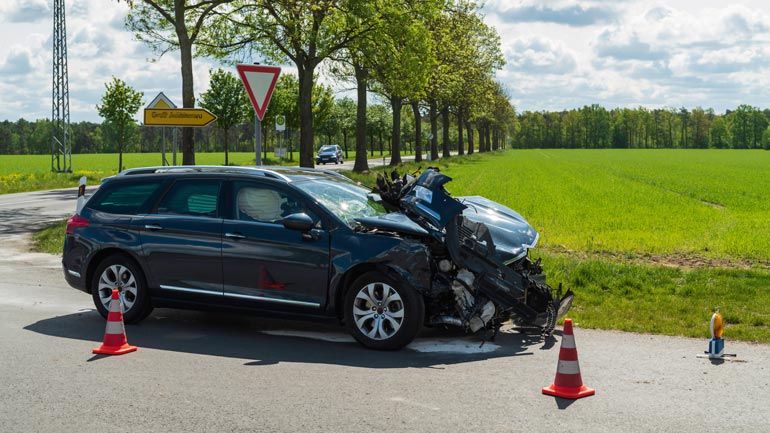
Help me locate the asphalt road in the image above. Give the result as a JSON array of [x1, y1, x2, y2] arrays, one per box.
[[0, 187, 768, 433]]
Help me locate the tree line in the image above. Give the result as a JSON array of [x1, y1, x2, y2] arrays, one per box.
[[513, 104, 770, 150], [121, 0, 510, 171]]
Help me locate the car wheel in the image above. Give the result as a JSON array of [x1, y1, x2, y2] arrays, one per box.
[[344, 272, 423, 350], [91, 254, 152, 324]]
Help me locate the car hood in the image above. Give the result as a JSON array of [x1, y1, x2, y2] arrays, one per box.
[[360, 169, 539, 264], [355, 213, 429, 237], [457, 196, 539, 263]]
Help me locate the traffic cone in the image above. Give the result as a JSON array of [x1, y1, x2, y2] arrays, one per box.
[[92, 289, 137, 355], [542, 318, 594, 399]]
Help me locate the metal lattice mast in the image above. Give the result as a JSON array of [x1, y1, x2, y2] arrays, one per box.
[[51, 0, 71, 172]]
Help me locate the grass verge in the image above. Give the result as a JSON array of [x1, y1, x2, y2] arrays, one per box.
[[32, 220, 67, 255]]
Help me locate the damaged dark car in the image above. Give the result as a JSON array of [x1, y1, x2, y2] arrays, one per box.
[[63, 165, 572, 350]]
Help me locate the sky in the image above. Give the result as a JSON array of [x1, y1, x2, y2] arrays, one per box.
[[1, 0, 770, 123]]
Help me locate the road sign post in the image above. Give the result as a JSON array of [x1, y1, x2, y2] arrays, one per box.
[[236, 64, 281, 166]]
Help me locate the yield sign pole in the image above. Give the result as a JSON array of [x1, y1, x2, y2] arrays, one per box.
[[236, 64, 281, 166]]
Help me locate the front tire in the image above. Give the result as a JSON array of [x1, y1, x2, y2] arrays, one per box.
[[344, 272, 423, 350], [91, 254, 152, 324]]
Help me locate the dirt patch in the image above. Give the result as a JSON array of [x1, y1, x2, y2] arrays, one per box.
[[543, 244, 770, 271]]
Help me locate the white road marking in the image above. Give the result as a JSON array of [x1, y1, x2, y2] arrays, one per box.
[[389, 397, 440, 411]]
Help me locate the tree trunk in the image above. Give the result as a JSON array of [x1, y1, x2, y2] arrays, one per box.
[[412, 101, 422, 163], [390, 95, 402, 166], [457, 108, 464, 156], [118, 124, 124, 172], [429, 101, 438, 160], [224, 128, 229, 165], [441, 106, 450, 158], [175, 0, 195, 166], [342, 130, 348, 159], [353, 64, 369, 173], [297, 60, 316, 168], [466, 120, 473, 154]]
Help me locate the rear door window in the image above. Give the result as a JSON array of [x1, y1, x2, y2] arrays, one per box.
[[156, 180, 222, 218], [89, 181, 164, 215]]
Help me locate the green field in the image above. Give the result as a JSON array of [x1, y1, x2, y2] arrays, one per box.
[[20, 149, 770, 342], [0, 150, 395, 194]]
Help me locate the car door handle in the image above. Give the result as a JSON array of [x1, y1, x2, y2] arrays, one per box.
[[225, 232, 246, 239], [144, 224, 163, 231]]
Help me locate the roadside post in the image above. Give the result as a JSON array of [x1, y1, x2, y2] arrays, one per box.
[[236, 64, 281, 166], [276, 115, 286, 165]]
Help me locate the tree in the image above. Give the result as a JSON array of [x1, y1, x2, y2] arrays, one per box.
[[366, 1, 438, 165], [206, 0, 380, 167], [124, 0, 232, 166], [199, 68, 250, 165], [96, 77, 144, 171]]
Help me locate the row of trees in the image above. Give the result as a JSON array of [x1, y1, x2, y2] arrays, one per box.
[[0, 90, 504, 160], [122, 0, 511, 171], [514, 105, 770, 150]]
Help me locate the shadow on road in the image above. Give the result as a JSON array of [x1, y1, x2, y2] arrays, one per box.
[[0, 188, 82, 235], [25, 308, 553, 369]]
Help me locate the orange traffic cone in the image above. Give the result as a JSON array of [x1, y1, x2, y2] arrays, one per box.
[[542, 318, 594, 399], [93, 289, 137, 355]]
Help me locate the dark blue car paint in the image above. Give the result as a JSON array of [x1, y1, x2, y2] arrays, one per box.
[[63, 169, 435, 324]]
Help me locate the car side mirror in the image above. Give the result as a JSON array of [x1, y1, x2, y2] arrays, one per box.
[[281, 213, 314, 232]]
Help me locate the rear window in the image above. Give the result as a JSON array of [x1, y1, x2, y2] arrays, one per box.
[[89, 181, 163, 215]]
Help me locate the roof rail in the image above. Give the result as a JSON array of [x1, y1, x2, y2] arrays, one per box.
[[117, 165, 291, 182]]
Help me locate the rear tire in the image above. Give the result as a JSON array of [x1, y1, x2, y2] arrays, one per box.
[[344, 272, 423, 350], [91, 254, 152, 324]]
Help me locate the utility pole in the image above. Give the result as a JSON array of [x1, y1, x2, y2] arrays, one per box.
[[51, 0, 72, 172]]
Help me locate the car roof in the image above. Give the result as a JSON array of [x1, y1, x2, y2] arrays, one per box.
[[115, 165, 350, 183]]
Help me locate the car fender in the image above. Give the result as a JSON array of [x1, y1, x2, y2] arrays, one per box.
[[326, 233, 432, 319]]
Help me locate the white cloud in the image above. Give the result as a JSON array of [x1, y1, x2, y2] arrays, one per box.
[[3, 0, 770, 122], [0, 0, 50, 23], [505, 37, 578, 74]]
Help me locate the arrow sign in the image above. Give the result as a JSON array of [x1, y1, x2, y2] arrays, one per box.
[[236, 64, 281, 121], [144, 108, 217, 127]]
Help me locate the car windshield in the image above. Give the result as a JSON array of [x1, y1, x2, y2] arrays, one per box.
[[294, 177, 387, 226], [319, 146, 336, 152]]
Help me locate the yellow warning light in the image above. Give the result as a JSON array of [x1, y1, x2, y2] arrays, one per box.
[[710, 311, 724, 339]]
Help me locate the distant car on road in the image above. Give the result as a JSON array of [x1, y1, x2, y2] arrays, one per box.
[[316, 145, 343, 165]]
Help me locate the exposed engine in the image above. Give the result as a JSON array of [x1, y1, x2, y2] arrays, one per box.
[[368, 167, 573, 339]]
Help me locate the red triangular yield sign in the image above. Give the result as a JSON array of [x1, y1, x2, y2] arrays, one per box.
[[236, 64, 281, 121]]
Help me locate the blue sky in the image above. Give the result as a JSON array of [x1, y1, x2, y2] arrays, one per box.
[[1, 0, 770, 122]]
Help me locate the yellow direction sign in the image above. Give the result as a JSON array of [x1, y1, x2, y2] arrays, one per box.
[[144, 108, 217, 127]]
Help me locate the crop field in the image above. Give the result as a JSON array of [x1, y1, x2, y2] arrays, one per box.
[[446, 149, 770, 263], [14, 149, 770, 342], [0, 152, 291, 194], [353, 149, 770, 342]]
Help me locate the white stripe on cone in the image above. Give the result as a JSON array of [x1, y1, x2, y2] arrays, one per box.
[[561, 334, 576, 349], [557, 360, 581, 375], [105, 320, 125, 335], [109, 299, 122, 313]]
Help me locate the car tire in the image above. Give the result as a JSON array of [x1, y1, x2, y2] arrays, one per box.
[[91, 254, 152, 324], [344, 272, 423, 350]]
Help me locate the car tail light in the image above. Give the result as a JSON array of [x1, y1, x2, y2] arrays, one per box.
[[66, 214, 90, 234]]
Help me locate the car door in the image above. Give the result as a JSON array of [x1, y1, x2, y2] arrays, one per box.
[[221, 181, 330, 310], [137, 178, 224, 299]]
